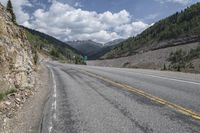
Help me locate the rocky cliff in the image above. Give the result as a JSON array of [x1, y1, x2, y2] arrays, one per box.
[[0, 3, 35, 93]]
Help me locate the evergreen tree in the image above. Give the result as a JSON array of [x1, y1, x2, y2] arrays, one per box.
[[6, 0, 17, 24], [163, 64, 167, 70]]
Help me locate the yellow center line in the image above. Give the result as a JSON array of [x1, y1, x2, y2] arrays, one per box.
[[81, 70, 200, 121]]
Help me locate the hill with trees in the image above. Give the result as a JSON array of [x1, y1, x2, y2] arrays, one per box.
[[103, 2, 200, 59], [89, 39, 124, 60], [67, 40, 103, 59], [23, 27, 85, 64], [67, 39, 124, 60]]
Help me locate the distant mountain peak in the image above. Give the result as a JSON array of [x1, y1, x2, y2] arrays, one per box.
[[67, 39, 124, 60], [67, 40, 103, 47], [104, 39, 125, 46]]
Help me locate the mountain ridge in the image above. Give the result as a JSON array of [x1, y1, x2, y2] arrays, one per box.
[[22, 27, 85, 64], [67, 39, 124, 60]]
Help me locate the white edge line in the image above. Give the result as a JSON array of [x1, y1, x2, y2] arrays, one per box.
[[134, 72, 200, 85], [50, 68, 57, 119], [47, 66, 57, 133]]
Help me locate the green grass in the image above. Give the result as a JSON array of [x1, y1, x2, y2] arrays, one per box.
[[0, 93, 4, 101], [0, 89, 17, 101], [5, 89, 17, 95]]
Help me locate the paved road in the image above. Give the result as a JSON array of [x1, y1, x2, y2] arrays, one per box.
[[40, 62, 200, 133]]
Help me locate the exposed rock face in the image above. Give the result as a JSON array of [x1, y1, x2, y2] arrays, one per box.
[[0, 3, 35, 91]]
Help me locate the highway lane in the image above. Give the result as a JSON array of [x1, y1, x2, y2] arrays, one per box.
[[65, 64, 200, 114], [41, 62, 200, 133]]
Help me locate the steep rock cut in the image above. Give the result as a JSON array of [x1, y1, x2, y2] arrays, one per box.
[[0, 3, 35, 92]]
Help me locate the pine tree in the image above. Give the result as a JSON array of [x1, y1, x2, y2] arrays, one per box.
[[163, 64, 167, 70], [6, 0, 17, 24]]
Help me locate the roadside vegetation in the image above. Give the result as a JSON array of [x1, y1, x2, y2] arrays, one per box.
[[167, 45, 200, 71], [0, 88, 17, 101], [104, 2, 200, 59]]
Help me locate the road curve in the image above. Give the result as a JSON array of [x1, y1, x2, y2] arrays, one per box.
[[41, 61, 200, 133]]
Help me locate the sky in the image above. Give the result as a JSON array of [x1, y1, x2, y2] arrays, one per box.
[[0, 0, 199, 43]]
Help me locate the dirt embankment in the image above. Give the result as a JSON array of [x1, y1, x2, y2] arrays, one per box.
[[0, 64, 50, 133], [87, 42, 200, 72]]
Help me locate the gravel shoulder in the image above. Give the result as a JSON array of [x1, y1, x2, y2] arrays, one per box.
[[2, 64, 50, 133]]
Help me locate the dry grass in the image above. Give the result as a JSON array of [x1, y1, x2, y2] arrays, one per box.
[[0, 20, 4, 35]]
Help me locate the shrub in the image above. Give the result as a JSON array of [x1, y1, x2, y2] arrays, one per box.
[[5, 89, 17, 95], [50, 49, 60, 58], [0, 93, 4, 101], [0, 89, 17, 101], [163, 64, 167, 70], [33, 51, 38, 65], [168, 46, 200, 71]]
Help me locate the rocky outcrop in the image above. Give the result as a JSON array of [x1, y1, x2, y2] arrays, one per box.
[[0, 3, 35, 91]]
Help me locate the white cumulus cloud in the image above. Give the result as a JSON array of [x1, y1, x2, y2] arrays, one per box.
[[0, 0, 150, 43], [29, 1, 149, 43], [115, 21, 150, 38]]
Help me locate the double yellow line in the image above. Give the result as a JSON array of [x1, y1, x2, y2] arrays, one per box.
[[81, 70, 200, 121]]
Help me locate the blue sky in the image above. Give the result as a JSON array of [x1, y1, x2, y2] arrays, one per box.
[[1, 0, 200, 43], [69, 0, 199, 23], [30, 0, 199, 23]]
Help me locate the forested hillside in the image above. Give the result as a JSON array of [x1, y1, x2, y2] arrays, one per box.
[[23, 27, 85, 64], [103, 2, 200, 59], [67, 40, 103, 59]]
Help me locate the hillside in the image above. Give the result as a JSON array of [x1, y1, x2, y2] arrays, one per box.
[[67, 40, 103, 59], [23, 27, 85, 64], [0, 3, 35, 98], [103, 2, 200, 59], [90, 39, 124, 60], [104, 39, 124, 47], [88, 42, 200, 72]]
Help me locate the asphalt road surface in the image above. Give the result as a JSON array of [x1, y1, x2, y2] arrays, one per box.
[[40, 61, 200, 133]]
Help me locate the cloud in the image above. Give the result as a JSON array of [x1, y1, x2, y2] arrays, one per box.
[[115, 21, 150, 38], [28, 1, 149, 43], [0, 0, 150, 43], [1, 0, 31, 25], [155, 0, 191, 4]]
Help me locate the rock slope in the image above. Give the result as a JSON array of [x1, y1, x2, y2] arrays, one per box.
[[0, 3, 35, 92]]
